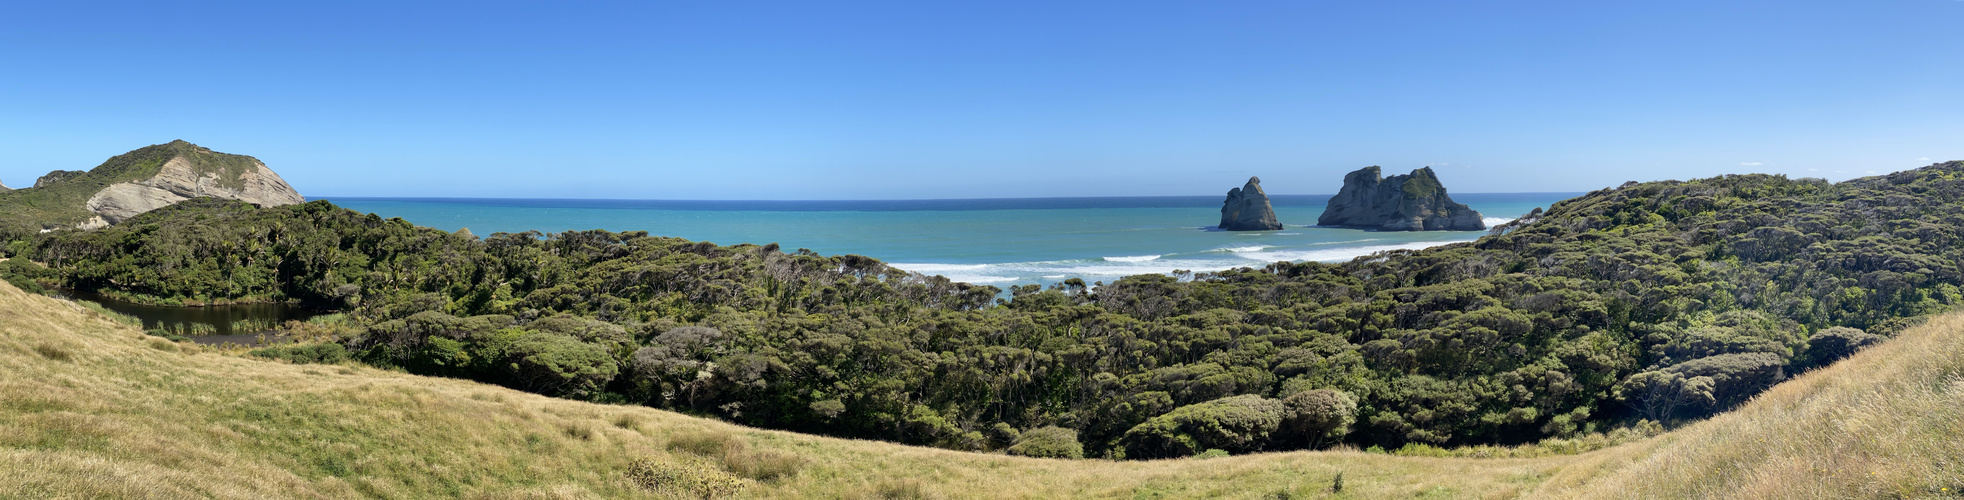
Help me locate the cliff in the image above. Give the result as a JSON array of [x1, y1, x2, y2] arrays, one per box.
[[0, 140, 304, 232], [1219, 176, 1283, 231], [1317, 166, 1484, 231], [83, 146, 304, 224]]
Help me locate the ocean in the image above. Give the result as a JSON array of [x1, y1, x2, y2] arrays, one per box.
[[322, 193, 1576, 289]]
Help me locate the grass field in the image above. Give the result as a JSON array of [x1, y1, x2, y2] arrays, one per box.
[[0, 280, 1958, 499]]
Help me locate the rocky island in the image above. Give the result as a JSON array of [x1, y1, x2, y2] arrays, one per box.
[[1218, 176, 1283, 231], [1317, 166, 1484, 231]]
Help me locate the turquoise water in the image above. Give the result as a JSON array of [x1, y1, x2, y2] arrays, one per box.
[[322, 194, 1575, 288]]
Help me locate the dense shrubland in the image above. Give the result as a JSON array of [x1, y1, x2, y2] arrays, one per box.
[[4, 162, 1960, 459]]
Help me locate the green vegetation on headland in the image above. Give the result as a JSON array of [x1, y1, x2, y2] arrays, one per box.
[[5, 162, 1963, 462], [0, 140, 265, 236]]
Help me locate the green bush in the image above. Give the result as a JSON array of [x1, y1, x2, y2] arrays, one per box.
[[1805, 326, 1881, 367], [1281, 389, 1357, 448], [1005, 426, 1084, 459], [504, 331, 617, 398], [1121, 394, 1284, 459]]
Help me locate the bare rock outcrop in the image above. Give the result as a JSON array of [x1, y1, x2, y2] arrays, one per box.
[[1219, 176, 1283, 231], [82, 144, 304, 224], [1318, 166, 1484, 231]]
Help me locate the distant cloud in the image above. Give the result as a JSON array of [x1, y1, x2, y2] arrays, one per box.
[[1739, 162, 1764, 166]]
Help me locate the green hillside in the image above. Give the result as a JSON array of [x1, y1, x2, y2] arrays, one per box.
[[9, 162, 1964, 460], [0, 140, 264, 237], [2, 280, 1959, 498]]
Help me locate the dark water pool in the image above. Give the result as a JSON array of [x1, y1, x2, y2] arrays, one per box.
[[59, 289, 327, 338]]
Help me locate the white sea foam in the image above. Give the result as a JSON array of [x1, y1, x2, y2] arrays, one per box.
[[894, 239, 1479, 288], [1239, 241, 1461, 263], [889, 263, 990, 273]]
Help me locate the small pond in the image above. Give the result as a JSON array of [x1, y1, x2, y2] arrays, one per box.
[[59, 289, 329, 345]]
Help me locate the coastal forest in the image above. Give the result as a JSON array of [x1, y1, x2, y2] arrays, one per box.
[[5, 162, 1960, 459]]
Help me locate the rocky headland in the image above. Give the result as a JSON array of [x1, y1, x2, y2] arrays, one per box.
[[0, 140, 304, 231], [1317, 166, 1484, 231], [1219, 176, 1283, 231]]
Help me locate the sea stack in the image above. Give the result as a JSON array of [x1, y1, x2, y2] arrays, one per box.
[[1318, 166, 1485, 231], [1219, 176, 1283, 231]]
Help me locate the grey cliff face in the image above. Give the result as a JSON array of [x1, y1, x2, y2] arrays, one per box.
[[1317, 166, 1485, 231], [1219, 176, 1283, 231], [84, 155, 305, 224]]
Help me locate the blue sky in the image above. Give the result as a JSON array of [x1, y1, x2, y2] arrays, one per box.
[[2, 1, 1959, 199]]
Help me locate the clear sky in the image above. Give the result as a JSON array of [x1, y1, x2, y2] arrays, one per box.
[[2, 1, 1959, 199]]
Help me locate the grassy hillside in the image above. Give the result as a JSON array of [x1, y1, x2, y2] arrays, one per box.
[[3, 280, 1961, 498], [0, 140, 261, 236]]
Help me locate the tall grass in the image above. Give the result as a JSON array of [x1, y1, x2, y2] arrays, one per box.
[[3, 279, 1960, 499]]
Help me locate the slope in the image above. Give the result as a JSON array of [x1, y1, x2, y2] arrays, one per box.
[[0, 280, 1561, 499], [3, 281, 1961, 498]]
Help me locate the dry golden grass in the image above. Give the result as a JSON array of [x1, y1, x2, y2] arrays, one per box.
[[1, 278, 1959, 499], [1535, 313, 1964, 499]]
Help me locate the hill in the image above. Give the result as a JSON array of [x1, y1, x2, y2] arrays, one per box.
[[3, 280, 1959, 498], [11, 163, 1964, 458], [0, 140, 300, 237]]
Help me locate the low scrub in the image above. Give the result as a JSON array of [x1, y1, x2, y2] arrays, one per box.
[[666, 430, 808, 482], [623, 458, 744, 498]]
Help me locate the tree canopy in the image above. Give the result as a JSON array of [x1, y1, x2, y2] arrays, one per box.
[[6, 162, 1960, 458]]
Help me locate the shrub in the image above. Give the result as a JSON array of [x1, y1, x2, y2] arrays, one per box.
[[623, 458, 744, 499], [1614, 370, 1716, 422], [1805, 326, 1881, 367], [1281, 389, 1357, 448], [503, 331, 618, 398], [1005, 426, 1084, 459], [1664, 352, 1786, 410], [1120, 394, 1284, 459]]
